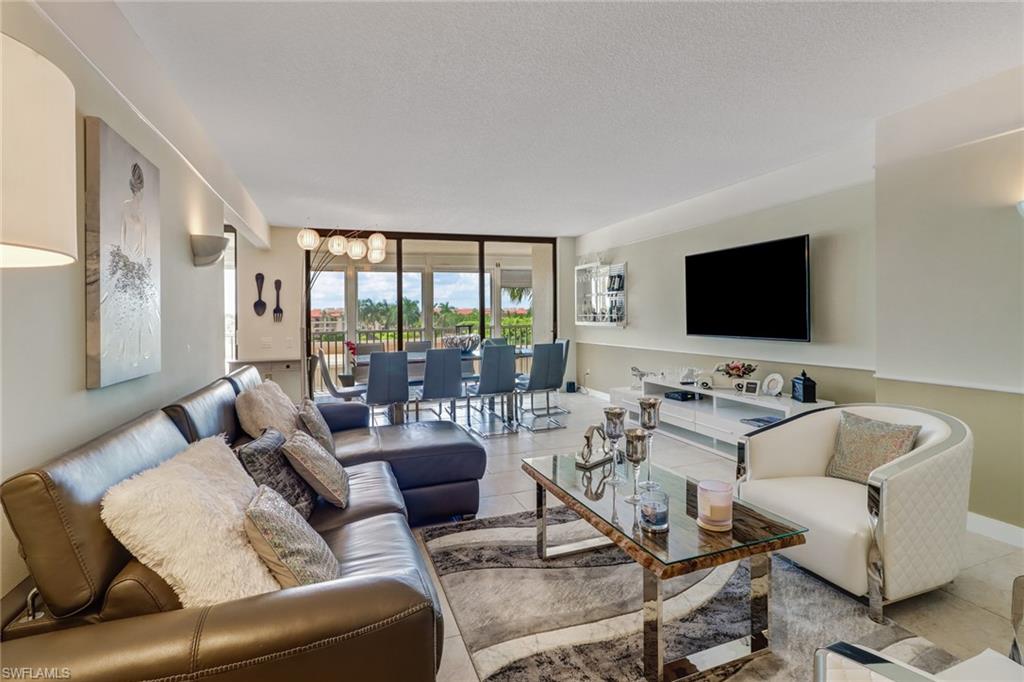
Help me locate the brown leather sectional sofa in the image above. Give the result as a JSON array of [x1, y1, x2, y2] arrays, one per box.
[[0, 366, 487, 680]]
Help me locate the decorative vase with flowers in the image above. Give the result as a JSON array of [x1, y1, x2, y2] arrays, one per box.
[[714, 360, 757, 387]]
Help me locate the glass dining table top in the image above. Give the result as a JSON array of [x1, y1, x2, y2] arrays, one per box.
[[521, 453, 807, 574]]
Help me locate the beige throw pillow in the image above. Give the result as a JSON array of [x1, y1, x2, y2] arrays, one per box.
[[245, 485, 339, 588], [236, 380, 300, 439], [826, 411, 922, 485], [298, 399, 334, 453], [101, 437, 280, 608], [281, 431, 350, 509]]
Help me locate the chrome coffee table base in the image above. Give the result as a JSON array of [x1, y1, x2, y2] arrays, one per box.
[[643, 553, 770, 682], [536, 485, 614, 558]]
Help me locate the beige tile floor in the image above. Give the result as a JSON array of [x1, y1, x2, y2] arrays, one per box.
[[416, 392, 1021, 681]]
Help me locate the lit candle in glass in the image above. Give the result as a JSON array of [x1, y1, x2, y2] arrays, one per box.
[[696, 480, 733, 532]]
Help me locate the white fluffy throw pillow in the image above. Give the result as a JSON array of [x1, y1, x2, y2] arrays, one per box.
[[236, 380, 300, 439], [101, 436, 280, 608]]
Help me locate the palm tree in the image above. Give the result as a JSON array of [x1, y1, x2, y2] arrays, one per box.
[[505, 287, 533, 304]]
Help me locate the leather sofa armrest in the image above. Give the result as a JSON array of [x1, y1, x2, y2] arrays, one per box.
[[318, 401, 370, 432], [0, 572, 438, 681]]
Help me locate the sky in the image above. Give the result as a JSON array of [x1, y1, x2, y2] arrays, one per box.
[[311, 271, 524, 310]]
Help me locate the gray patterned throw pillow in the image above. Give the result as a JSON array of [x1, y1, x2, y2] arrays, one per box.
[[244, 485, 339, 588], [298, 399, 334, 454], [825, 411, 922, 485], [235, 429, 317, 518], [281, 431, 350, 509]]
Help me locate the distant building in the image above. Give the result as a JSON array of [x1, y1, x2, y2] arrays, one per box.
[[311, 308, 345, 334]]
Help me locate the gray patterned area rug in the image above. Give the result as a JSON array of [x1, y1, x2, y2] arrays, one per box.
[[420, 508, 959, 681]]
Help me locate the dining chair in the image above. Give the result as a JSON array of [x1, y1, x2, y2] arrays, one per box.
[[466, 344, 517, 437], [481, 337, 507, 347], [316, 348, 367, 402], [543, 337, 572, 416], [405, 340, 431, 383], [365, 351, 409, 425], [353, 342, 385, 383], [515, 343, 566, 432], [410, 348, 465, 422]]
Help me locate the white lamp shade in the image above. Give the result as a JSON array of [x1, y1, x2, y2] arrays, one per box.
[[1, 35, 77, 267], [347, 238, 368, 260], [367, 248, 386, 264], [296, 228, 321, 250], [367, 232, 387, 251], [327, 235, 348, 255]]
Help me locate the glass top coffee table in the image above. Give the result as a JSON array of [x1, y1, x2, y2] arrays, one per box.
[[521, 453, 807, 682]]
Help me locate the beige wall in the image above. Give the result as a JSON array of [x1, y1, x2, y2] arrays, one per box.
[[235, 227, 304, 364], [575, 182, 876, 373], [1, 6, 232, 592], [874, 69, 1023, 528], [875, 132, 1023, 393], [875, 379, 1024, 528]]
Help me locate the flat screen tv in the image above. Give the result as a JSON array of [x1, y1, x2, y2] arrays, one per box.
[[685, 235, 810, 341]]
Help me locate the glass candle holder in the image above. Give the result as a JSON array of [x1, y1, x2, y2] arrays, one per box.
[[696, 480, 734, 532], [603, 407, 627, 486], [639, 488, 669, 533], [637, 397, 661, 491], [623, 427, 648, 504]]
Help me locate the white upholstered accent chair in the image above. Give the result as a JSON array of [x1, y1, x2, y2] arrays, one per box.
[[736, 404, 973, 622]]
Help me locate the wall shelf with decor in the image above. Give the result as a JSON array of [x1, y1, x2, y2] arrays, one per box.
[[575, 262, 627, 327], [610, 378, 834, 459]]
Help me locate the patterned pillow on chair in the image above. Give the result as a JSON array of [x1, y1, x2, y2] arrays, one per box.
[[826, 411, 922, 485]]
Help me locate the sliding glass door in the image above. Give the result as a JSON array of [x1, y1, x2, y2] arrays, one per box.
[[307, 232, 555, 395]]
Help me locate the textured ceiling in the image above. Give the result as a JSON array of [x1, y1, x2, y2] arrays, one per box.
[[115, 2, 1022, 236]]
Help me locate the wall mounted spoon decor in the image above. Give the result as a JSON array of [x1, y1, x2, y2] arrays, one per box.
[[273, 279, 283, 322], [253, 273, 267, 316]]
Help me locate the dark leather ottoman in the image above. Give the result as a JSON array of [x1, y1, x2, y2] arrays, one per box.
[[333, 421, 487, 524]]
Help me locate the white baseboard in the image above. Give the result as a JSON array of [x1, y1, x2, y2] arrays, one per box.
[[967, 512, 1024, 548], [582, 387, 610, 402]]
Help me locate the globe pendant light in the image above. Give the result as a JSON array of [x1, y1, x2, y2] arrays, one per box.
[[367, 232, 387, 252], [296, 228, 321, 250], [327, 235, 348, 255], [347, 238, 368, 260], [367, 248, 386, 264]]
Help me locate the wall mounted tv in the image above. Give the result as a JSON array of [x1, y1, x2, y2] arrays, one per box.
[[685, 235, 810, 342]]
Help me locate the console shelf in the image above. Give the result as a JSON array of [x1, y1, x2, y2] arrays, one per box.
[[610, 378, 834, 460]]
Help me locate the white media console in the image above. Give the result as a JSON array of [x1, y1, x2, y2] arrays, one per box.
[[610, 378, 834, 459]]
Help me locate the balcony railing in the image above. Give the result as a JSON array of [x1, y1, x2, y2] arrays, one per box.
[[310, 322, 535, 394]]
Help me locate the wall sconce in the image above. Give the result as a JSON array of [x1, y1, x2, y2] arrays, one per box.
[[191, 234, 229, 267]]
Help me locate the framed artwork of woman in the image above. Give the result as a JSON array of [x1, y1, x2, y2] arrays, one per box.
[[85, 117, 161, 388]]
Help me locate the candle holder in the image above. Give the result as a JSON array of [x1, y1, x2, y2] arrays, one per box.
[[637, 397, 661, 491], [696, 480, 734, 532], [623, 428, 648, 504], [603, 406, 627, 486], [639, 488, 669, 533]]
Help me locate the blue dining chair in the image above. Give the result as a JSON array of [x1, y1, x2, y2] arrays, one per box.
[[466, 344, 517, 437], [405, 340, 432, 384], [353, 342, 384, 384], [410, 348, 465, 422], [481, 337, 507, 347], [365, 351, 409, 424], [515, 343, 566, 432]]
